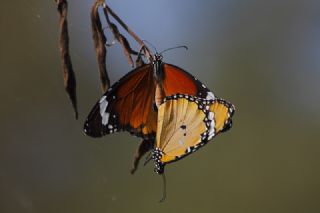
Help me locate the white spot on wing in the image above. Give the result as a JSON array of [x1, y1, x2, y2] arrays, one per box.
[[99, 96, 110, 125], [206, 92, 215, 100], [208, 112, 215, 140], [99, 96, 106, 103]]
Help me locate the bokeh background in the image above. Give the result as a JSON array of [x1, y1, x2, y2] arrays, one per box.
[[1, 0, 320, 212]]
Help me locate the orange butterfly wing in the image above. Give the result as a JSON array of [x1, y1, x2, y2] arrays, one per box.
[[84, 64, 157, 139], [162, 64, 214, 99]]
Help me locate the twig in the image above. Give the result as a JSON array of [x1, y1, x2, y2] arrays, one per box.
[[91, 0, 110, 92], [54, 0, 78, 119]]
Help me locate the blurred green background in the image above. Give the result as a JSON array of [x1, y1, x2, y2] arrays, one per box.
[[1, 0, 320, 212]]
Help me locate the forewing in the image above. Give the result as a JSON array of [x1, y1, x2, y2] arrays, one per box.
[[84, 64, 157, 139], [162, 64, 215, 100]]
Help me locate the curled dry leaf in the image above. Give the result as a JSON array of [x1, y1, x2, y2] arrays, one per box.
[[55, 0, 78, 119], [91, 0, 110, 92]]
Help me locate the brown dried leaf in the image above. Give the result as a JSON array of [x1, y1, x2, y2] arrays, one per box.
[[55, 0, 78, 119], [91, 1, 110, 92]]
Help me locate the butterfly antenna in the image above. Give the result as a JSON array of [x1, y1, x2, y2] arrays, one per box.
[[160, 45, 188, 55], [142, 40, 158, 53], [159, 173, 167, 203], [143, 151, 153, 166]]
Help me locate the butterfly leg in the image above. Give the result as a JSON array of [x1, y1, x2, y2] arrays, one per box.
[[130, 139, 154, 174]]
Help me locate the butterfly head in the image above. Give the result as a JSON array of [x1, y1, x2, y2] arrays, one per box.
[[154, 53, 163, 62]]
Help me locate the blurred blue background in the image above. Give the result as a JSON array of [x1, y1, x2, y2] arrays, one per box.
[[1, 0, 320, 212]]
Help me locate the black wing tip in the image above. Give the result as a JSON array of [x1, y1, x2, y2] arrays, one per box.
[[83, 120, 104, 138], [83, 128, 103, 138]]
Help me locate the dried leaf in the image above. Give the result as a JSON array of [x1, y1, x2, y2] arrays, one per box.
[[91, 1, 110, 92], [55, 0, 78, 119]]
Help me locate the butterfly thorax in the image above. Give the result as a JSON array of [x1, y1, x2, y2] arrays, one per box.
[[153, 53, 165, 83]]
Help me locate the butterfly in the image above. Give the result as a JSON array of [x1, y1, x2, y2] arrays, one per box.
[[84, 53, 215, 139], [151, 94, 235, 174]]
